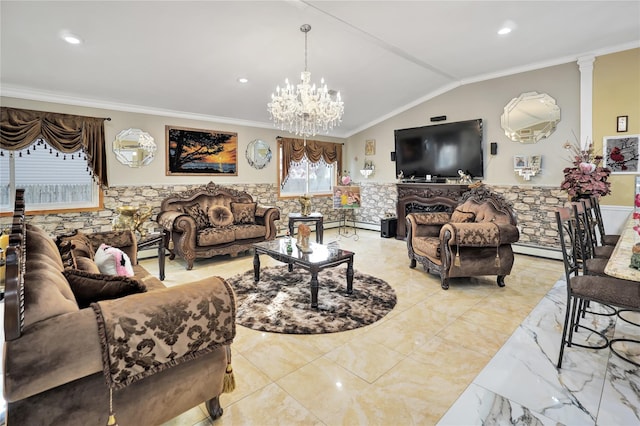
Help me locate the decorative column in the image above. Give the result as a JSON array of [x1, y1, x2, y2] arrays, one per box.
[[577, 55, 595, 149]]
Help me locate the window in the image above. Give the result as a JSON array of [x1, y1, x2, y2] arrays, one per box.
[[0, 139, 100, 213], [277, 138, 342, 198], [279, 153, 335, 196]]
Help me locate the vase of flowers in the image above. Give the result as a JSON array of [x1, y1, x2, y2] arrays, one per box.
[[560, 140, 611, 201]]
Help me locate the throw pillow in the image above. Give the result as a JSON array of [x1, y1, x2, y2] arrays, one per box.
[[74, 255, 102, 274], [209, 205, 234, 227], [230, 202, 257, 224], [450, 209, 476, 223], [184, 203, 211, 230], [58, 240, 76, 269], [56, 230, 94, 260], [94, 243, 134, 277], [62, 269, 147, 309]]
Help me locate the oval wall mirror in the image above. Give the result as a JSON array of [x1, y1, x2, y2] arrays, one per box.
[[113, 128, 157, 167], [501, 92, 561, 144], [246, 139, 272, 169]]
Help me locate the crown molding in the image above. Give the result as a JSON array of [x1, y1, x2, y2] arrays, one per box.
[[0, 85, 275, 130]]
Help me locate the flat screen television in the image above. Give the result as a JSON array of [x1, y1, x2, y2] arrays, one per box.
[[394, 119, 484, 180]]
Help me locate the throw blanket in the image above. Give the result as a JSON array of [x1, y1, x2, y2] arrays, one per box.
[[92, 279, 236, 390]]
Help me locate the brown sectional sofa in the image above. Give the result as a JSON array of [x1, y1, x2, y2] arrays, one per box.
[[157, 181, 280, 270], [3, 190, 236, 425]]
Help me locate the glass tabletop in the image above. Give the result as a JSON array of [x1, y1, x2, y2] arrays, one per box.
[[254, 239, 352, 264]]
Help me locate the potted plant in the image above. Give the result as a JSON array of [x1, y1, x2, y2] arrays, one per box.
[[560, 140, 611, 201]]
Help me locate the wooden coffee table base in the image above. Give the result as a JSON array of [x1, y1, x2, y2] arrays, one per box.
[[253, 245, 354, 309]]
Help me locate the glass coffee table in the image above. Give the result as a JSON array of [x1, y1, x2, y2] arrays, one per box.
[[253, 239, 355, 308]]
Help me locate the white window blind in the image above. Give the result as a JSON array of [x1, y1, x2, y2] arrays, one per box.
[[0, 140, 98, 211]]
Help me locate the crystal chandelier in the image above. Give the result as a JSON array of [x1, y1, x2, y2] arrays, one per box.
[[268, 24, 344, 137]]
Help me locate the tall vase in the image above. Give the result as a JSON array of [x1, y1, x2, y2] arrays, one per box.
[[298, 195, 312, 216]]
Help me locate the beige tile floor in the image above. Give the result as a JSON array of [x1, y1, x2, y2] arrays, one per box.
[[145, 228, 563, 426]]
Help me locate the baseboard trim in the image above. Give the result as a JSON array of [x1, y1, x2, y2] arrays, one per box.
[[513, 243, 562, 260]]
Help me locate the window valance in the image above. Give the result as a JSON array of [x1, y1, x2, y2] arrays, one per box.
[[278, 137, 342, 184], [0, 107, 109, 187]]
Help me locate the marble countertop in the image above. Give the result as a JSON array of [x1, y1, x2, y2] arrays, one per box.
[[604, 213, 640, 282]]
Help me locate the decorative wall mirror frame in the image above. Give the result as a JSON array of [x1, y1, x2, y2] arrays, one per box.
[[246, 139, 272, 169], [113, 128, 156, 167], [501, 91, 561, 144]]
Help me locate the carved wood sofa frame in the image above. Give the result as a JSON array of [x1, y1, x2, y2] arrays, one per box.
[[158, 182, 280, 270]]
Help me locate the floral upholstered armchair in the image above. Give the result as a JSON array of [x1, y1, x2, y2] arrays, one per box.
[[406, 185, 520, 289]]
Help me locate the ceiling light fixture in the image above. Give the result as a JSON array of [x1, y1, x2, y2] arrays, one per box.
[[498, 20, 517, 36], [62, 34, 82, 44], [237, 77, 249, 84], [267, 24, 344, 137]]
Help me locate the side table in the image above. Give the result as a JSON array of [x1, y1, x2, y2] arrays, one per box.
[[137, 231, 166, 280], [288, 212, 324, 244]]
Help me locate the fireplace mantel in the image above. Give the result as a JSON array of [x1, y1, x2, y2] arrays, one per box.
[[395, 183, 468, 240]]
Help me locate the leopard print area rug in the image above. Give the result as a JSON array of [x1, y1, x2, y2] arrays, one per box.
[[227, 265, 397, 334]]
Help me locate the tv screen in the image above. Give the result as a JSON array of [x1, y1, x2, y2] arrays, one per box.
[[394, 119, 484, 179]]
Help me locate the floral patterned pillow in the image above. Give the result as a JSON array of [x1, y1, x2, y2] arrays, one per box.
[[184, 203, 210, 230], [230, 202, 257, 225]]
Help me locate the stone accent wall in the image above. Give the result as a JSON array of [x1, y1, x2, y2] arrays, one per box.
[[1, 182, 564, 249], [353, 182, 398, 225], [1, 183, 348, 237], [492, 185, 565, 248]]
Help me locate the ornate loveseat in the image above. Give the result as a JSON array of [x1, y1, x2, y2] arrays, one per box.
[[406, 185, 520, 289], [157, 182, 280, 270], [3, 190, 236, 425]]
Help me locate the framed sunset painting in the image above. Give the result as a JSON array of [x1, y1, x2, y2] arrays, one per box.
[[165, 126, 238, 176]]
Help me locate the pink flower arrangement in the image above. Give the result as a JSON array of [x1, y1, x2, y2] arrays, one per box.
[[341, 171, 351, 185], [560, 140, 611, 200]]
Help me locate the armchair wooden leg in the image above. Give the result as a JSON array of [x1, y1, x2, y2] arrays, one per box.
[[440, 276, 450, 290], [410, 258, 416, 268], [497, 275, 506, 287], [206, 396, 223, 420]]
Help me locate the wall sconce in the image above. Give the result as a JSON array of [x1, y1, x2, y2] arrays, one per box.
[[514, 155, 542, 181], [360, 160, 375, 179]]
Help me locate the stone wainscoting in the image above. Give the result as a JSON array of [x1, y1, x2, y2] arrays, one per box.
[[1, 183, 563, 250]]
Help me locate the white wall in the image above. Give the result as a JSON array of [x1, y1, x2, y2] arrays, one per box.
[[0, 97, 345, 187], [345, 62, 580, 187]]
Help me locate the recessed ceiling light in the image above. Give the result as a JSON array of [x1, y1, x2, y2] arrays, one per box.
[[237, 77, 249, 84], [498, 20, 517, 36], [62, 34, 82, 45]]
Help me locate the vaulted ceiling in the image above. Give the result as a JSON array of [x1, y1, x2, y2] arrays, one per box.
[[1, 1, 639, 137]]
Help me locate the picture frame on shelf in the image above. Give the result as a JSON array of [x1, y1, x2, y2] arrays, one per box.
[[165, 126, 238, 176], [617, 115, 628, 133], [529, 155, 542, 169], [603, 135, 640, 174], [514, 155, 528, 169]]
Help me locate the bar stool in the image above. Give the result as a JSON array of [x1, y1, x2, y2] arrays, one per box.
[[591, 196, 621, 246], [555, 207, 640, 368]]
